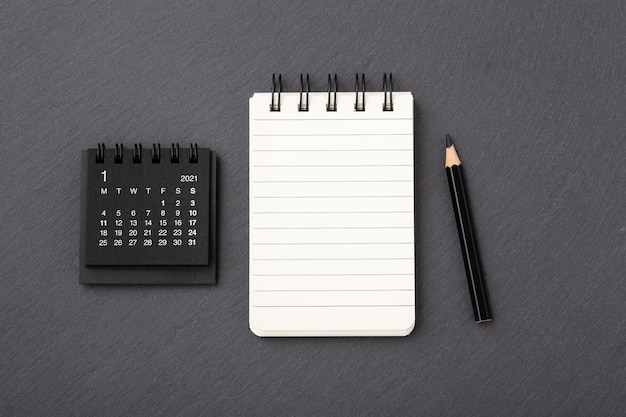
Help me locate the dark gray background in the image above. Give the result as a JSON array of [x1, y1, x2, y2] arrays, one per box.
[[1, 0, 624, 415]]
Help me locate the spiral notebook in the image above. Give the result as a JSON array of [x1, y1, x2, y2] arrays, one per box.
[[249, 74, 415, 336]]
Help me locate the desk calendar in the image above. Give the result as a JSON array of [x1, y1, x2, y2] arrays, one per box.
[[79, 143, 217, 284]]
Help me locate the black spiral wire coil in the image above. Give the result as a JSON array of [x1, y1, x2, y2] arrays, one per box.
[[270, 73, 282, 111], [133, 143, 142, 163], [327, 73, 338, 111], [170, 143, 180, 163], [96, 143, 105, 163], [152, 143, 161, 163], [299, 73, 309, 111], [114, 143, 124, 163], [267, 73, 395, 112], [95, 142, 199, 163], [190, 143, 199, 163], [354, 73, 366, 111], [383, 73, 393, 111]]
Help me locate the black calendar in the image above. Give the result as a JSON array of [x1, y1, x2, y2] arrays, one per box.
[[79, 143, 217, 284]]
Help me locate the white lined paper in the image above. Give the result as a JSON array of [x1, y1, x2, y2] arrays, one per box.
[[249, 91, 415, 336]]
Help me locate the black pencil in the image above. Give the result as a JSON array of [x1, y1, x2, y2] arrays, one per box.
[[445, 134, 492, 323]]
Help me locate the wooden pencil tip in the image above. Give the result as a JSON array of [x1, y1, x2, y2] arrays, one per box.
[[445, 134, 453, 147]]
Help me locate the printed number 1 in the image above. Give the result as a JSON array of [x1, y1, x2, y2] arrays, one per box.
[[101, 170, 107, 183]]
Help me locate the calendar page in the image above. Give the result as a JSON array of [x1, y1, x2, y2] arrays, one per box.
[[79, 144, 217, 284]]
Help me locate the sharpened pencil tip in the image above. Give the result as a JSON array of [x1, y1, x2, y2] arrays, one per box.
[[445, 134, 453, 147]]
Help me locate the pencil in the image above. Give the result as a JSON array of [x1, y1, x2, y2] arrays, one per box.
[[445, 134, 492, 323]]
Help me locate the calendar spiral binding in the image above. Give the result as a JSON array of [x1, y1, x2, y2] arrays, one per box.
[[95, 143, 200, 164], [133, 144, 142, 163], [152, 143, 161, 163], [269, 72, 394, 112], [170, 143, 180, 163], [96, 143, 105, 163], [114, 144, 124, 163], [190, 143, 199, 163]]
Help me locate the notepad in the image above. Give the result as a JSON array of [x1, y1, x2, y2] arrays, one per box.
[[249, 85, 415, 336]]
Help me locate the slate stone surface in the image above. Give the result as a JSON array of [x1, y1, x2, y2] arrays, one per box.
[[1, 1, 624, 415]]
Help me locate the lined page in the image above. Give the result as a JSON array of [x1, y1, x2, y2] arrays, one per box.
[[249, 91, 415, 336]]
